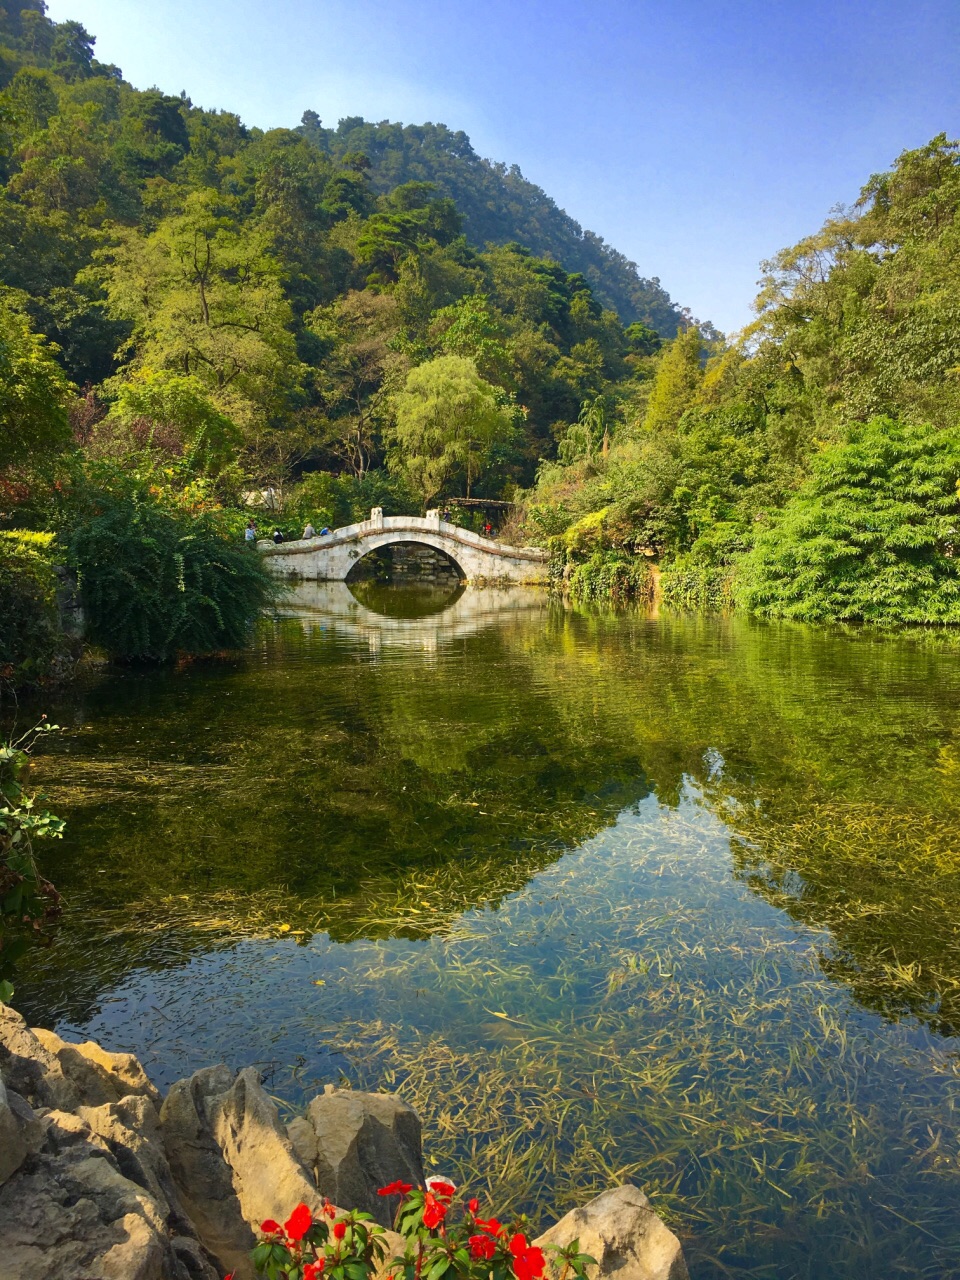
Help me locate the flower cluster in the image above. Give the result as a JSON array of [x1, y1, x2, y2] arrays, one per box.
[[251, 1198, 384, 1280], [251, 1182, 595, 1280]]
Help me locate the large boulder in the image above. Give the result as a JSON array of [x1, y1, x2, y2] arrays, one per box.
[[33, 1025, 161, 1107], [0, 1074, 43, 1186], [78, 1094, 201, 1241], [160, 1065, 325, 1279], [287, 1084, 425, 1227], [535, 1185, 688, 1280], [0, 1005, 158, 1112], [0, 1005, 217, 1279], [0, 1108, 217, 1280]]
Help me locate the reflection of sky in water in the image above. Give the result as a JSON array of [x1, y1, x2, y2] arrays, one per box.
[[65, 787, 953, 1091], [17, 587, 960, 1278]]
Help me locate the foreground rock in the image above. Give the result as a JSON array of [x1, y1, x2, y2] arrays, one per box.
[[160, 1065, 327, 1279], [0, 1007, 216, 1280], [0, 1003, 687, 1280], [288, 1084, 425, 1227], [536, 1185, 689, 1280]]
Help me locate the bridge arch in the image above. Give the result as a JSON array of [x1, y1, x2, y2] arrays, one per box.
[[345, 537, 466, 585], [259, 509, 549, 585]]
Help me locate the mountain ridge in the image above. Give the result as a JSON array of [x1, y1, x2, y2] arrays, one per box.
[[300, 113, 702, 336]]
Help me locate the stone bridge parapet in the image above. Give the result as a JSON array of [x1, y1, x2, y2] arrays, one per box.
[[258, 509, 550, 585]]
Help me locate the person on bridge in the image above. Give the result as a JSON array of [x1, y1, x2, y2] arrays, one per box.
[[272, 528, 284, 544], [483, 521, 493, 537], [244, 519, 257, 544], [319, 526, 330, 536], [302, 521, 316, 539]]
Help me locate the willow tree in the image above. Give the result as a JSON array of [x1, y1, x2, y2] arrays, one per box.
[[387, 354, 515, 506]]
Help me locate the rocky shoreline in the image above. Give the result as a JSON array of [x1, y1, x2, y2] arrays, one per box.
[[0, 1003, 687, 1280]]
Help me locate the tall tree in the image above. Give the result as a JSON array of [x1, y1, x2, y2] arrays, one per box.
[[642, 326, 703, 434], [387, 354, 515, 504], [91, 189, 302, 430], [0, 299, 71, 471]]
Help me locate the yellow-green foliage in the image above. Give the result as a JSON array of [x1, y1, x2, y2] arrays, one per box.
[[0, 531, 62, 685], [562, 506, 612, 557], [641, 326, 703, 435]]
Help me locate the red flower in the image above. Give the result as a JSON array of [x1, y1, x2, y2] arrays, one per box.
[[377, 1180, 414, 1197], [304, 1262, 326, 1280], [475, 1217, 505, 1238], [428, 1179, 456, 1199], [469, 1234, 497, 1261], [509, 1234, 545, 1280], [260, 1219, 283, 1235], [285, 1203, 313, 1242], [468, 1198, 480, 1215], [333, 1221, 347, 1240], [422, 1191, 448, 1229]]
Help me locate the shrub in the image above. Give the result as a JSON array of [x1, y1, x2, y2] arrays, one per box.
[[568, 551, 653, 604], [660, 560, 737, 610], [68, 486, 277, 660], [0, 531, 63, 685], [739, 418, 960, 623]]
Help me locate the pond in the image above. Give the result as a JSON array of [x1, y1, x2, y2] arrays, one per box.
[[13, 583, 960, 1279]]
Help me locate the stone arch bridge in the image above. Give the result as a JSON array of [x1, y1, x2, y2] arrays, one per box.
[[258, 508, 550, 585]]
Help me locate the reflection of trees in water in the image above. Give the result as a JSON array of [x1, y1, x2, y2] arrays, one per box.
[[492, 608, 960, 1040], [18, 597, 960, 1042], [18, 593, 651, 1026], [723, 793, 960, 1038]]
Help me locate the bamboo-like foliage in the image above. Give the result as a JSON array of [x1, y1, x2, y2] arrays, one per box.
[[740, 417, 960, 622], [68, 485, 276, 659]]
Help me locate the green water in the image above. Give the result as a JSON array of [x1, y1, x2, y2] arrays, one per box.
[[14, 583, 960, 1279]]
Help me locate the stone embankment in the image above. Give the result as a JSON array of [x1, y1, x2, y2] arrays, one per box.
[[0, 1003, 688, 1280]]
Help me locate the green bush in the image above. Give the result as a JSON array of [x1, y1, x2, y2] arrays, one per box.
[[568, 551, 653, 604], [660, 560, 737, 610], [739, 418, 960, 623], [289, 468, 419, 529], [0, 531, 63, 685], [68, 487, 277, 660]]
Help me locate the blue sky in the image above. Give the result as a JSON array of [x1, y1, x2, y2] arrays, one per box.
[[46, 0, 960, 334]]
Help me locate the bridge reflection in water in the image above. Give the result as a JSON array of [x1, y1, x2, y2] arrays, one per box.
[[274, 579, 551, 655]]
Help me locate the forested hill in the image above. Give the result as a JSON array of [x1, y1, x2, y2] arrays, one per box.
[[299, 115, 691, 334]]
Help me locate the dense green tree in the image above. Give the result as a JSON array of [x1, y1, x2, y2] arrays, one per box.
[[753, 134, 960, 433], [305, 289, 407, 475], [3, 66, 58, 137], [642, 326, 703, 434], [97, 369, 241, 473], [90, 189, 301, 429], [0, 299, 71, 469], [387, 354, 516, 504]]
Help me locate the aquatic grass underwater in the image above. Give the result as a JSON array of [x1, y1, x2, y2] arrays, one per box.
[[13, 585, 960, 1279], [321, 794, 960, 1279]]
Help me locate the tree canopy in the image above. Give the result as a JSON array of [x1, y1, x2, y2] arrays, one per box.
[[5, 6, 960, 626]]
